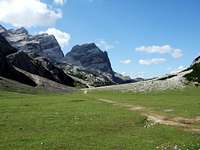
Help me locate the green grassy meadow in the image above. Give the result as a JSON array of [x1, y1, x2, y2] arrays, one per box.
[[0, 87, 200, 150]]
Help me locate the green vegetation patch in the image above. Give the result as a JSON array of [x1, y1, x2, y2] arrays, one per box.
[[185, 63, 200, 83], [0, 88, 200, 149]]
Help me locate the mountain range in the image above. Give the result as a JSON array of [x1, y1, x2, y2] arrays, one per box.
[[0, 25, 136, 91], [0, 25, 199, 92]]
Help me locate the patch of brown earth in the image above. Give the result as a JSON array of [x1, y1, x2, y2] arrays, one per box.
[[98, 98, 200, 133]]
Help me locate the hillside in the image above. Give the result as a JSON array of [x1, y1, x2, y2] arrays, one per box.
[[0, 25, 134, 90], [0, 25, 200, 92], [88, 58, 200, 92], [184, 56, 200, 83]]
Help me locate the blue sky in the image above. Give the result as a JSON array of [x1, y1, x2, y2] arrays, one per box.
[[1, 0, 200, 78]]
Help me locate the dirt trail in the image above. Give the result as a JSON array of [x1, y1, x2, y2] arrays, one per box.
[[98, 98, 200, 133]]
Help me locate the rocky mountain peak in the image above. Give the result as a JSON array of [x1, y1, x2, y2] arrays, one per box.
[[63, 43, 113, 75], [0, 34, 17, 56], [71, 43, 98, 52], [0, 25, 64, 62], [0, 25, 135, 87], [8, 27, 28, 35]]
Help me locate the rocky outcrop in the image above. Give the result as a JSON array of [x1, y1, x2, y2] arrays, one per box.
[[62, 43, 115, 86], [7, 52, 76, 87], [7, 52, 55, 80], [113, 72, 136, 84], [0, 26, 97, 88], [0, 25, 135, 88], [63, 43, 114, 75], [29, 34, 64, 61], [1, 26, 64, 62], [0, 35, 36, 86], [62, 43, 134, 86], [0, 32, 77, 88], [60, 63, 114, 87], [34, 57, 76, 87], [0, 34, 17, 55]]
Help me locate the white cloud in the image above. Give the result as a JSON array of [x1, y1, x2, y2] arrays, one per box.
[[0, 0, 62, 27], [171, 49, 183, 59], [120, 59, 132, 64], [139, 58, 166, 65], [40, 28, 71, 48], [54, 0, 65, 5], [136, 45, 171, 54], [96, 39, 114, 51], [135, 45, 183, 59], [170, 66, 186, 74]]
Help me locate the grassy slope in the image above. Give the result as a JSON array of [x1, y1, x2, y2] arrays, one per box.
[[0, 87, 200, 150], [89, 87, 200, 118], [0, 77, 76, 94]]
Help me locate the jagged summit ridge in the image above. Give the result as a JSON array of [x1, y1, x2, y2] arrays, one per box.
[[62, 42, 135, 85], [8, 27, 28, 35], [0, 25, 135, 88], [63, 43, 113, 75], [0, 25, 64, 61]]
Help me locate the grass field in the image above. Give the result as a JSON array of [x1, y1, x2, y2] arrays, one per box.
[[0, 87, 200, 150]]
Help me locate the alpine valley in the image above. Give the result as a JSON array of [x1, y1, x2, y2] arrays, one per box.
[[0, 25, 137, 92]]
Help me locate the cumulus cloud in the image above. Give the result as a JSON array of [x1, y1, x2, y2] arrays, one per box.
[[120, 59, 132, 64], [136, 45, 171, 54], [171, 49, 183, 59], [40, 28, 71, 48], [135, 45, 183, 59], [139, 58, 166, 65], [0, 0, 62, 27], [96, 39, 114, 51], [54, 0, 65, 5]]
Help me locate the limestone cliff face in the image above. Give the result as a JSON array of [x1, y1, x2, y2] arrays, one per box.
[[0, 26, 64, 61], [0, 25, 135, 88], [63, 43, 114, 76], [0, 29, 76, 88], [0, 35, 36, 86], [62, 43, 135, 85], [7, 51, 76, 87]]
